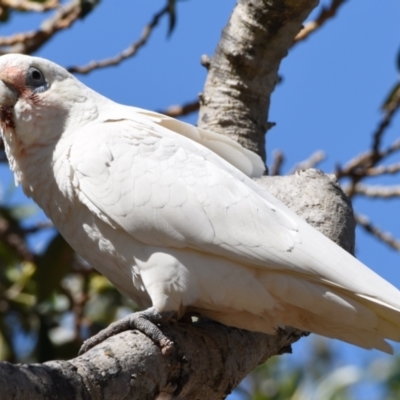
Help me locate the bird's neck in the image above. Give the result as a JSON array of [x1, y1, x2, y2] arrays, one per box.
[[4, 126, 74, 223]]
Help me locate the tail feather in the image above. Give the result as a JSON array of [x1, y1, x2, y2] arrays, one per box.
[[377, 318, 400, 342], [257, 270, 400, 352], [273, 303, 394, 353], [262, 273, 378, 327]]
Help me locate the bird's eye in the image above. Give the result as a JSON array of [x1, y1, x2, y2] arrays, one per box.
[[30, 68, 42, 81], [26, 67, 48, 92]]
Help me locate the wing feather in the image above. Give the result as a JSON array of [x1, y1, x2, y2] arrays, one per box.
[[70, 119, 298, 259], [68, 117, 400, 353], [130, 107, 266, 178]]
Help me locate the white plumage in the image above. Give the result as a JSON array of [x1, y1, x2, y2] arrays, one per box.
[[0, 54, 400, 353]]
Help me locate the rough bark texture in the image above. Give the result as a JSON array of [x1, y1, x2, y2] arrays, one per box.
[[198, 0, 319, 162], [0, 325, 304, 400], [257, 169, 356, 255], [0, 1, 360, 399]]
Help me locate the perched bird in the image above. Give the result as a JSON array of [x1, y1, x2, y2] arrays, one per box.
[[1, 54, 400, 355]]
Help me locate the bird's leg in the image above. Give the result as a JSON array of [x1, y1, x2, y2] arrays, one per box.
[[79, 307, 175, 356]]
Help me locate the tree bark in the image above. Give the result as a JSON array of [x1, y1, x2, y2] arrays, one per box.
[[0, 325, 303, 399], [0, 1, 359, 399], [198, 0, 319, 163]]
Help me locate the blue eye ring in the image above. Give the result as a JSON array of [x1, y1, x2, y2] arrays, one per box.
[[26, 66, 48, 93], [29, 67, 43, 82]]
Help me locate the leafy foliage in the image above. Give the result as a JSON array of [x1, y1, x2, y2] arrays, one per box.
[[0, 206, 137, 362]]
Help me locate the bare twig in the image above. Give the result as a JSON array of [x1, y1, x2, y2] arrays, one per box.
[[372, 85, 400, 154], [67, 4, 170, 74], [294, 0, 347, 44], [348, 184, 400, 199], [360, 163, 400, 177], [0, 0, 81, 55], [269, 150, 285, 176], [356, 214, 400, 252], [334, 81, 400, 252], [157, 99, 200, 118], [336, 138, 400, 199], [289, 150, 325, 174], [0, 0, 59, 12]]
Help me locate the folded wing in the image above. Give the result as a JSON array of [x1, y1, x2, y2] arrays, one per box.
[[69, 117, 400, 353]]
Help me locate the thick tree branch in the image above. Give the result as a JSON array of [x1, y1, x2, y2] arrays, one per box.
[[197, 0, 318, 162], [158, 0, 347, 122], [0, 324, 305, 400], [258, 169, 355, 254]]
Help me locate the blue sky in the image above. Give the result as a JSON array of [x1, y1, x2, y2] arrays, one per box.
[[1, 1, 399, 398]]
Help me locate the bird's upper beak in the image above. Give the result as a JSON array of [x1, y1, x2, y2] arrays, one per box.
[[0, 79, 18, 107]]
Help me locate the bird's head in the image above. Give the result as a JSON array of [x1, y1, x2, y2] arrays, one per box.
[[0, 54, 105, 151]]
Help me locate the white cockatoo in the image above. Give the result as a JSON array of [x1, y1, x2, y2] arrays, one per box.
[[1, 54, 400, 355]]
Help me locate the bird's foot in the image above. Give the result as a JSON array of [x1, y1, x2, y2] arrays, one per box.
[[79, 307, 175, 356]]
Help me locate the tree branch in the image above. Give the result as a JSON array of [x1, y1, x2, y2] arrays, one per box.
[[0, 0, 81, 55], [336, 82, 400, 196], [197, 0, 318, 162], [156, 99, 200, 118], [349, 184, 400, 198], [0, 325, 305, 400], [355, 214, 400, 252], [289, 150, 326, 174], [0, 0, 59, 12], [158, 0, 348, 122], [294, 0, 347, 44], [67, 4, 170, 74], [269, 150, 285, 176], [258, 169, 355, 254], [353, 163, 400, 177], [336, 139, 400, 185]]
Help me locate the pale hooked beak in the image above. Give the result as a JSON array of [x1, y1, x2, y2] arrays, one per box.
[[0, 80, 18, 107]]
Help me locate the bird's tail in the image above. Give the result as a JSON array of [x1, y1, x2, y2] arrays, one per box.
[[258, 220, 400, 353]]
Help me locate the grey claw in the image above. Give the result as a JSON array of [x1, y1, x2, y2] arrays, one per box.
[[78, 307, 176, 356]]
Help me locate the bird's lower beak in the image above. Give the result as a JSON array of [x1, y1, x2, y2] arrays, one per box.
[[0, 79, 18, 107]]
